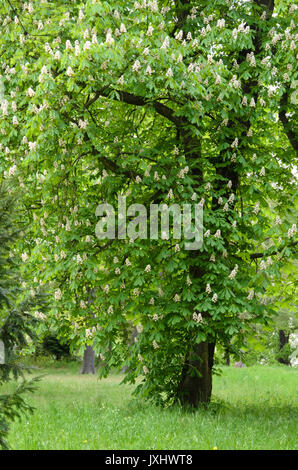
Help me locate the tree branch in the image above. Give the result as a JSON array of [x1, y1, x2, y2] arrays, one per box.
[[250, 241, 298, 260], [86, 87, 184, 128]]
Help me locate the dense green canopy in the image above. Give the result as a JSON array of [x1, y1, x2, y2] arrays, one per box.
[[0, 0, 297, 406]]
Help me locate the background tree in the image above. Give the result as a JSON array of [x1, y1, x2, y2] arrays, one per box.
[[266, 258, 297, 365], [0, 183, 47, 449]]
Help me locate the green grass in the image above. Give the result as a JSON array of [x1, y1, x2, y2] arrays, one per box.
[[4, 363, 298, 450]]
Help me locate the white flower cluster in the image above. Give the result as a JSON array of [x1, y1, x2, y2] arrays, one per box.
[[28, 141, 37, 151], [229, 75, 241, 89], [231, 137, 239, 148], [288, 224, 297, 238], [132, 60, 141, 72], [228, 264, 239, 280], [106, 31, 114, 45], [228, 193, 235, 204], [166, 188, 174, 199], [232, 22, 250, 40], [247, 290, 255, 300], [193, 312, 203, 323], [175, 30, 183, 40], [1, 99, 8, 116], [253, 202, 260, 215], [161, 36, 170, 50], [77, 253, 87, 264], [166, 67, 173, 78], [206, 283, 212, 293], [34, 311, 46, 320], [26, 87, 35, 97], [246, 52, 256, 67], [259, 167, 266, 176], [66, 66, 74, 77], [217, 19, 225, 29], [86, 327, 96, 339], [259, 260, 267, 270], [147, 25, 154, 36], [177, 166, 189, 179], [54, 288, 62, 300], [78, 119, 88, 129], [21, 252, 29, 262], [103, 284, 109, 294]]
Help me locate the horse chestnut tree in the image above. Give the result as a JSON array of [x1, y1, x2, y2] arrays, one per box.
[[0, 0, 297, 407]]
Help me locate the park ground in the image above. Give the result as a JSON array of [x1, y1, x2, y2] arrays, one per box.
[[5, 362, 298, 450]]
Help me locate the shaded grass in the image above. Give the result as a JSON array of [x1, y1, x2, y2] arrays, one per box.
[[4, 364, 298, 450]]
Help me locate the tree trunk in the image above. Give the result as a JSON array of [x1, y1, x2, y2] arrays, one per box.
[[121, 326, 139, 373], [224, 349, 230, 366], [224, 340, 231, 366], [80, 345, 95, 374], [278, 330, 290, 365], [178, 341, 215, 407], [80, 288, 97, 374]]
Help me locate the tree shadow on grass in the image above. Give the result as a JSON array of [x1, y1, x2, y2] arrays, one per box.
[[113, 393, 298, 424], [208, 394, 298, 422]]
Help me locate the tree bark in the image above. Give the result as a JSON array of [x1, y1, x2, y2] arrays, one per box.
[[178, 341, 215, 407], [80, 345, 95, 374], [278, 330, 290, 365], [80, 288, 97, 374], [121, 326, 139, 373]]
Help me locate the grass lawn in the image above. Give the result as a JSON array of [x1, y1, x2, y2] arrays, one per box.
[[5, 362, 298, 450]]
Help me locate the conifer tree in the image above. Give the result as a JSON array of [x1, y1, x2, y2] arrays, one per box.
[[0, 183, 47, 449]]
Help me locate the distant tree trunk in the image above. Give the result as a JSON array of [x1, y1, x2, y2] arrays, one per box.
[[224, 350, 230, 366], [80, 288, 97, 374], [121, 326, 139, 373], [178, 341, 215, 407], [278, 330, 290, 365], [80, 345, 95, 374], [224, 341, 231, 366]]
